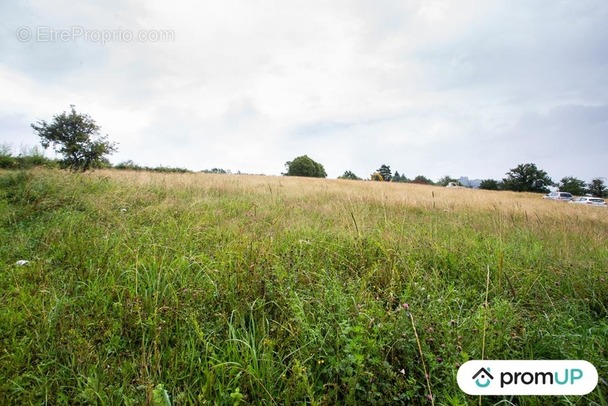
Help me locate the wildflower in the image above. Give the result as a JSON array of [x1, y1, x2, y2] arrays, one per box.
[[402, 303, 410, 310], [399, 368, 406, 375]]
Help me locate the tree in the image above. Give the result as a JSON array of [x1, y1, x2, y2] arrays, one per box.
[[393, 171, 410, 183], [587, 178, 607, 197], [376, 165, 392, 181], [283, 155, 327, 178], [31, 105, 117, 171], [559, 176, 586, 196], [370, 172, 384, 181], [412, 175, 434, 185], [338, 170, 361, 180], [501, 163, 552, 193], [438, 175, 458, 187], [479, 179, 500, 190]]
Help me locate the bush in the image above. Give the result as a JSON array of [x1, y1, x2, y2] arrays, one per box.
[[114, 160, 142, 171], [0, 145, 56, 169], [114, 161, 191, 173]]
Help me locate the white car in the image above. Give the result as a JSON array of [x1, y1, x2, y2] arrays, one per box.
[[568, 197, 607, 207], [543, 192, 573, 201]]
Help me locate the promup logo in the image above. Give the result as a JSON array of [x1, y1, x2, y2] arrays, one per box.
[[458, 360, 598, 395], [472, 367, 494, 388]]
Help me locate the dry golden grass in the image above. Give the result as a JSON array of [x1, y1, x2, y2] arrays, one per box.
[[96, 169, 608, 227]]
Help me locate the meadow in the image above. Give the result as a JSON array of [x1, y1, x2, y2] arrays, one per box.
[[0, 168, 606, 405]]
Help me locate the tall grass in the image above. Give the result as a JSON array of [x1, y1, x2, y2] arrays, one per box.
[[0, 168, 606, 405]]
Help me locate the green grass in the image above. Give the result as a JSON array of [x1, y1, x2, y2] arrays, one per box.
[[0, 169, 606, 405]]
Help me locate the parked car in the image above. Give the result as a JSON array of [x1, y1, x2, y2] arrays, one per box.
[[543, 192, 573, 201], [568, 197, 607, 207]]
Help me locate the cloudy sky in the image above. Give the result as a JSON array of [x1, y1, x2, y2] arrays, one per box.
[[1, 0, 607, 181]]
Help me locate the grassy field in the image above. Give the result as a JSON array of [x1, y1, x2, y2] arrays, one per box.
[[0, 168, 606, 405]]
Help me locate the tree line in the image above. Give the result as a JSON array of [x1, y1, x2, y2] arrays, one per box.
[[10, 106, 607, 198], [286, 157, 607, 198]]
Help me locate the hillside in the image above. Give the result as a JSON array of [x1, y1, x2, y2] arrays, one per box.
[[1, 169, 606, 405]]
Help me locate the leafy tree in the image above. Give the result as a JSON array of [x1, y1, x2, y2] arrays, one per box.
[[559, 176, 586, 196], [338, 170, 361, 180], [479, 179, 500, 190], [284, 155, 327, 178], [587, 178, 607, 197], [501, 163, 552, 193], [31, 105, 117, 171], [393, 171, 410, 183], [376, 165, 392, 181], [412, 175, 434, 185], [438, 175, 458, 187], [370, 172, 384, 181]]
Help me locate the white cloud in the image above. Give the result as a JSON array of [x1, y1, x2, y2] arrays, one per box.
[[1, 0, 607, 181]]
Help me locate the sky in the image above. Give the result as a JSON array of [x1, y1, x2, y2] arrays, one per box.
[[1, 0, 607, 182]]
